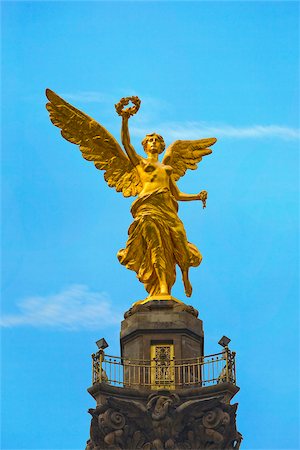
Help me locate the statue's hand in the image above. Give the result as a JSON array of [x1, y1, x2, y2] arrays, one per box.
[[198, 190, 208, 208], [115, 96, 141, 117]]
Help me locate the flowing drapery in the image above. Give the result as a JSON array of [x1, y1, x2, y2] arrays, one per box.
[[118, 188, 202, 296]]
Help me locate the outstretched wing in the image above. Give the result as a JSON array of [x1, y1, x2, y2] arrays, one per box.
[[46, 89, 142, 197], [173, 397, 222, 433], [162, 138, 217, 181], [107, 397, 153, 434]]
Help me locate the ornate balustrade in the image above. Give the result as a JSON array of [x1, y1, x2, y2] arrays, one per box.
[[91, 349, 236, 389]]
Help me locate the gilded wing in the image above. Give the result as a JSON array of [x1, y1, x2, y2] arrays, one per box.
[[45, 89, 142, 197], [162, 138, 217, 181]]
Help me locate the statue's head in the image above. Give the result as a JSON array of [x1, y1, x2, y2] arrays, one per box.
[[142, 133, 165, 155]]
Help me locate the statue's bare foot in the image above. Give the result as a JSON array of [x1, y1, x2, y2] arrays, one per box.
[[182, 271, 192, 297], [184, 281, 192, 297]]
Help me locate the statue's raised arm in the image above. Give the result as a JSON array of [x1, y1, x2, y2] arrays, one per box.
[[115, 96, 141, 167], [45, 89, 142, 197]]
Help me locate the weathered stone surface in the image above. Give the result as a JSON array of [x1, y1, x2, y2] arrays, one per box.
[[86, 299, 242, 449], [85, 384, 242, 450], [88, 382, 240, 407], [121, 300, 204, 362]]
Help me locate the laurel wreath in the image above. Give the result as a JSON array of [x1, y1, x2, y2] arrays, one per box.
[[115, 96, 141, 117]]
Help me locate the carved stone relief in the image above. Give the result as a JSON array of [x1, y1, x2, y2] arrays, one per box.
[[85, 391, 242, 450]]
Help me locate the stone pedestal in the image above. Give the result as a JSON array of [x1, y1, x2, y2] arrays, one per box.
[[85, 298, 242, 450], [121, 299, 204, 362]]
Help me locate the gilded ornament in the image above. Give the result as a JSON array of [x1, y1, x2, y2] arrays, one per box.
[[45, 89, 216, 301]]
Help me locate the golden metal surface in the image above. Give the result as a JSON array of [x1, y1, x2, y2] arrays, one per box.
[[92, 350, 236, 389], [150, 344, 175, 390], [46, 90, 216, 300], [133, 294, 183, 306]]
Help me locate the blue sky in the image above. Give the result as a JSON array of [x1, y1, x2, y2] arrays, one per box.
[[1, 2, 299, 449]]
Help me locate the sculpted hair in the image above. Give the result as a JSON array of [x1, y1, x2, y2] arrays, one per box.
[[142, 133, 165, 154]]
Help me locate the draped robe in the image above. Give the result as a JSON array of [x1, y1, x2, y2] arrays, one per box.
[[118, 187, 202, 296]]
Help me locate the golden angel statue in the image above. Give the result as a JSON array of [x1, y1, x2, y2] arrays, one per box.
[[46, 90, 216, 300]]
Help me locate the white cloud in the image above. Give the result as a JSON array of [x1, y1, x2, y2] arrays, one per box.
[[61, 91, 112, 103], [0, 285, 121, 330], [131, 122, 299, 141], [60, 90, 167, 110], [51, 91, 299, 141]]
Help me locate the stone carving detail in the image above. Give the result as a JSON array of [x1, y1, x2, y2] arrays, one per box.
[[85, 392, 242, 450]]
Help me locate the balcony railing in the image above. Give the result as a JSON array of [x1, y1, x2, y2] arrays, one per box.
[[91, 349, 236, 390]]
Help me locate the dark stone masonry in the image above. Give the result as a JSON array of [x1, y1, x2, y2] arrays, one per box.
[[85, 299, 242, 450]]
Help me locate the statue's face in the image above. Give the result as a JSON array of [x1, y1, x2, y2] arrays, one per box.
[[145, 135, 163, 155]]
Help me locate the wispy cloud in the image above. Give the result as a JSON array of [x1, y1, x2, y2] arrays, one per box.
[[1, 285, 121, 330], [131, 122, 299, 141], [61, 91, 112, 103], [61, 91, 168, 112], [53, 91, 299, 141]]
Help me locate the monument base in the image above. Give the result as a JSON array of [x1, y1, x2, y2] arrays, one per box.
[[86, 382, 242, 450], [86, 298, 242, 449]]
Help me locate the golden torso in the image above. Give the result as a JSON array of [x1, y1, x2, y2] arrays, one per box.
[[136, 158, 173, 197]]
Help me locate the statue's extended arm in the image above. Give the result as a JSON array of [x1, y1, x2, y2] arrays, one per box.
[[121, 116, 140, 167], [170, 178, 207, 207]]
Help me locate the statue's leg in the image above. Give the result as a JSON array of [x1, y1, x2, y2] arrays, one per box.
[[173, 223, 198, 297], [171, 228, 193, 297], [153, 263, 169, 295], [182, 269, 192, 297], [180, 241, 202, 297], [144, 220, 169, 295]]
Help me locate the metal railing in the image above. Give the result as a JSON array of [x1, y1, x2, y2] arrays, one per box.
[[92, 349, 236, 390]]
